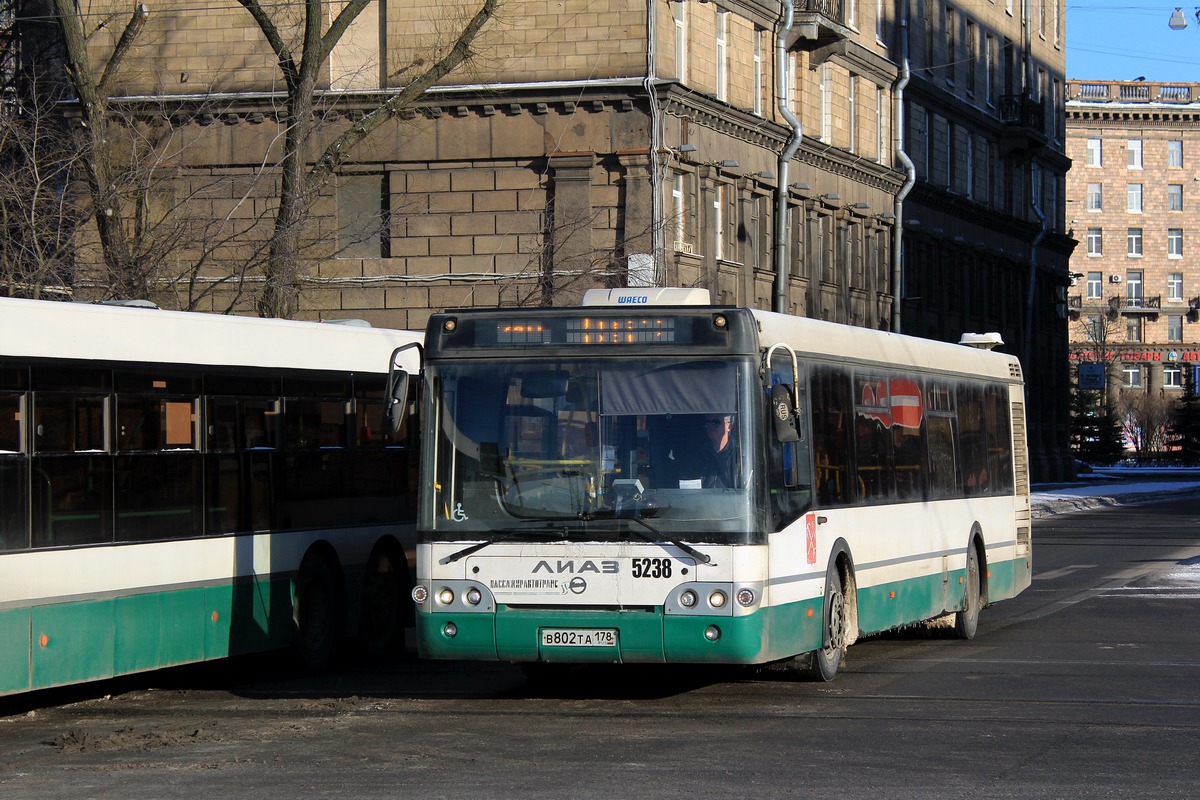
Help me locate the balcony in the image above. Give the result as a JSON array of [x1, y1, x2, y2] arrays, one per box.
[[1110, 295, 1161, 315], [788, 0, 851, 49], [999, 94, 1048, 157]]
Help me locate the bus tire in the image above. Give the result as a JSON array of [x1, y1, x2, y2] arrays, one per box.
[[361, 542, 406, 658], [954, 543, 983, 640], [804, 568, 847, 682], [292, 554, 341, 671]]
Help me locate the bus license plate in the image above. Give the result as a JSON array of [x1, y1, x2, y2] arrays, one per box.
[[540, 628, 617, 648]]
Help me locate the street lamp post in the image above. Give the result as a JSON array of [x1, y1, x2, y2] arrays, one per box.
[[1169, 7, 1199, 29]]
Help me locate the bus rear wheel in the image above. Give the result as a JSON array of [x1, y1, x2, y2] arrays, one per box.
[[361, 544, 406, 657], [804, 569, 846, 682], [954, 544, 983, 640], [292, 555, 341, 671]]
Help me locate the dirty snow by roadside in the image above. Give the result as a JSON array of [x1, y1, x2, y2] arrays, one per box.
[[1031, 472, 1200, 518]]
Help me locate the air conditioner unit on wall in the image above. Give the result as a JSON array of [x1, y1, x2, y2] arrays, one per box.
[[1109, 275, 1122, 284]]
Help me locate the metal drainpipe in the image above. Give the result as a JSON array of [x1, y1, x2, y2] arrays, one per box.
[[891, 13, 916, 334], [644, 0, 663, 284], [773, 2, 802, 314]]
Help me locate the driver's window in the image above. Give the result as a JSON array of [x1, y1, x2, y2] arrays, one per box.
[[767, 355, 812, 527]]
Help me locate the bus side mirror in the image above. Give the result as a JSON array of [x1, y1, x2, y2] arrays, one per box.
[[771, 384, 801, 443], [384, 370, 410, 434]]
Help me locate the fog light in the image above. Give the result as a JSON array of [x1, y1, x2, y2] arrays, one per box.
[[736, 588, 755, 607], [708, 590, 727, 609], [679, 590, 698, 608], [443, 622, 458, 638], [412, 585, 428, 604], [704, 625, 721, 641], [465, 587, 482, 606], [437, 587, 455, 606]]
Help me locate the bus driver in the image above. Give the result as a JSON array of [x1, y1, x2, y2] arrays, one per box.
[[698, 414, 738, 489]]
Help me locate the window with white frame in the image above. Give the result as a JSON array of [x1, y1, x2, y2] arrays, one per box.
[[1127, 269, 1144, 303], [1127, 139, 1142, 168], [1168, 316, 1184, 343], [1169, 228, 1184, 259], [1168, 139, 1183, 168], [715, 11, 728, 102], [674, 2, 687, 82], [1087, 182, 1103, 211], [1087, 229, 1103, 257], [1168, 272, 1184, 302], [1126, 317, 1143, 344], [1127, 183, 1142, 213], [1085, 314, 1104, 340], [1168, 184, 1183, 211], [1123, 363, 1143, 386], [753, 28, 763, 116], [820, 63, 832, 142], [1087, 270, 1102, 298], [672, 173, 685, 246], [1086, 137, 1102, 167], [876, 0, 885, 42], [1165, 363, 1183, 387], [876, 86, 885, 162], [848, 75, 858, 153], [1127, 228, 1142, 256]]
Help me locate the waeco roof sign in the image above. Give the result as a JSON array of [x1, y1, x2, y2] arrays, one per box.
[[581, 288, 712, 306]]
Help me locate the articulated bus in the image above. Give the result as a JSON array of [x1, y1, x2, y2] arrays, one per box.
[[397, 288, 1031, 679], [0, 297, 421, 696]]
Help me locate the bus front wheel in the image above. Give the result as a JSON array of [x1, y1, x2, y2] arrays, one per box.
[[804, 568, 847, 682]]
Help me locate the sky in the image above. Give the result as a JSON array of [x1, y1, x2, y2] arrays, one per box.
[[1066, 2, 1200, 82]]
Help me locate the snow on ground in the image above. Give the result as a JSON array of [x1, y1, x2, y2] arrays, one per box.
[[1031, 467, 1200, 518]]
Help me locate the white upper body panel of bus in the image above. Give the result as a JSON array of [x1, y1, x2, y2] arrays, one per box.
[[0, 297, 422, 374], [751, 309, 1023, 385]]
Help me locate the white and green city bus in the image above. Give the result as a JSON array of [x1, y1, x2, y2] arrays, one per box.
[[0, 297, 422, 696], [396, 289, 1031, 679]]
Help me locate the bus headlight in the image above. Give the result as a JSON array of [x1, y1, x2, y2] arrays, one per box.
[[679, 590, 698, 608], [412, 585, 428, 604], [736, 588, 756, 607], [708, 590, 727, 609], [464, 587, 482, 606], [437, 587, 456, 606]]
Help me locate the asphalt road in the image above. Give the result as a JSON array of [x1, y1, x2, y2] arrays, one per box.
[[2, 497, 1199, 799]]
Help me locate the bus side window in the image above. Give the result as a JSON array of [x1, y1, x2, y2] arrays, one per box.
[[811, 365, 853, 507], [766, 356, 812, 527]]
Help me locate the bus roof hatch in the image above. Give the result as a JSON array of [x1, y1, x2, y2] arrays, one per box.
[[581, 288, 712, 307]]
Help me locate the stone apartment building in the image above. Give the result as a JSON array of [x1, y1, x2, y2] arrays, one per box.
[[14, 0, 1074, 478], [1065, 80, 1200, 408]]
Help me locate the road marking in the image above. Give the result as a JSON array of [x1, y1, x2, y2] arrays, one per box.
[[1034, 564, 1098, 580]]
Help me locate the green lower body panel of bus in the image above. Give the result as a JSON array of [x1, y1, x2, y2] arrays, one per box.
[[1, 578, 295, 696], [416, 597, 827, 665]]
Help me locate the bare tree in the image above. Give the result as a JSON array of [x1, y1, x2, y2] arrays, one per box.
[[237, 0, 498, 318], [1119, 390, 1171, 460]]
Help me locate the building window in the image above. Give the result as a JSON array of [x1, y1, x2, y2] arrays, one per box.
[[672, 173, 685, 246], [848, 75, 858, 154], [876, 0, 885, 42], [1087, 182, 1103, 211], [1127, 228, 1142, 257], [1168, 272, 1184, 302], [1126, 317, 1143, 344], [715, 11, 728, 102], [946, 7, 956, 85], [1087, 229, 1103, 257], [1168, 139, 1183, 168], [1168, 316, 1184, 343], [1086, 137, 1102, 167], [1123, 183, 1142, 212], [1168, 184, 1184, 211], [1168, 228, 1184, 259], [984, 33, 995, 106], [1165, 363, 1183, 388], [1126, 184, 1142, 213], [1087, 271, 1102, 298], [966, 19, 977, 95], [1085, 314, 1104, 341], [876, 87, 885, 163], [674, 2, 687, 83], [1127, 139, 1142, 169], [1123, 363, 1143, 386], [752, 28, 763, 116], [1127, 269, 1143, 303], [820, 63, 832, 142], [715, 183, 726, 261]]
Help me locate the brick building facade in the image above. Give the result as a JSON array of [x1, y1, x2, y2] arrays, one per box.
[[1065, 80, 1200, 408], [15, 0, 1074, 478]]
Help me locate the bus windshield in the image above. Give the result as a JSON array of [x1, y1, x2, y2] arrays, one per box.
[[424, 358, 757, 542]]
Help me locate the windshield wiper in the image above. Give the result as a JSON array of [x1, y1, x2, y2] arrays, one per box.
[[438, 525, 575, 564], [617, 515, 715, 567]]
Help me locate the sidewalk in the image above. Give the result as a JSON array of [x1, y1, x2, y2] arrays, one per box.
[[1031, 467, 1200, 518]]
